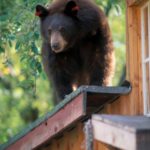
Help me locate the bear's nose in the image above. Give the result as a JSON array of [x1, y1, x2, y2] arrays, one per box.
[[51, 43, 60, 50]]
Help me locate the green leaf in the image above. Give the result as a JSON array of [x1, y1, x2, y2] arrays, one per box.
[[20, 55, 27, 62], [0, 15, 8, 22], [15, 41, 21, 51], [16, 21, 21, 26], [0, 46, 5, 53], [41, 71, 47, 80], [18, 80, 34, 89], [36, 62, 42, 73], [8, 40, 12, 47], [30, 58, 36, 69], [8, 34, 16, 41], [31, 42, 39, 54], [33, 32, 39, 40], [114, 4, 121, 16]]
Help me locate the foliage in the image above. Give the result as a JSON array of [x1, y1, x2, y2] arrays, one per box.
[[0, 0, 126, 144], [0, 0, 53, 143]]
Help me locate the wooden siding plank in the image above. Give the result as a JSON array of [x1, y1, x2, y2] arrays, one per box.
[[126, 5, 143, 115], [43, 124, 85, 150], [92, 115, 150, 150], [93, 120, 136, 150]]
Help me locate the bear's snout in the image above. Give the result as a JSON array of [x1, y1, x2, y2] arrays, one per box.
[[50, 31, 67, 53], [51, 43, 60, 51]]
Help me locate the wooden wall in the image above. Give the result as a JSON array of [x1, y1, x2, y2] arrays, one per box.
[[101, 0, 146, 116], [94, 0, 148, 149]]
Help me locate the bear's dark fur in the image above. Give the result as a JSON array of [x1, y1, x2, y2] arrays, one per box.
[[36, 0, 115, 104]]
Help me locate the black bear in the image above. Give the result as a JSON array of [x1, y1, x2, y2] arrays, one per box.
[[35, 0, 115, 104]]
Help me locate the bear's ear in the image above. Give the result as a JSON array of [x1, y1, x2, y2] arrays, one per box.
[[35, 5, 49, 18], [64, 1, 80, 18]]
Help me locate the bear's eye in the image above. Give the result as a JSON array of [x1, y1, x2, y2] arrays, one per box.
[[59, 26, 65, 33]]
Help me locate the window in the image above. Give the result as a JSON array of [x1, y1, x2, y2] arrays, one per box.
[[141, 1, 150, 115]]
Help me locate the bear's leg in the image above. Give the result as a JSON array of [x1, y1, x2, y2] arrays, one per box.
[[52, 73, 73, 103], [89, 66, 105, 86], [88, 44, 114, 86], [89, 59, 114, 86]]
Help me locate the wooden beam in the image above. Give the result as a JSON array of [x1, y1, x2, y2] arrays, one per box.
[[92, 115, 150, 150], [125, 0, 144, 115]]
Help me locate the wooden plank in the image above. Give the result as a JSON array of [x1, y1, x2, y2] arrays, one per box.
[[126, 3, 143, 115], [83, 85, 131, 114], [127, 6, 140, 114], [93, 120, 136, 150], [5, 94, 85, 150], [41, 123, 85, 150], [92, 115, 150, 150]]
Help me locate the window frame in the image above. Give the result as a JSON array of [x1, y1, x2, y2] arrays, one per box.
[[141, 1, 150, 115]]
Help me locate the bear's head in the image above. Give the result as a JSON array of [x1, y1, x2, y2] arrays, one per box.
[[36, 1, 80, 53]]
